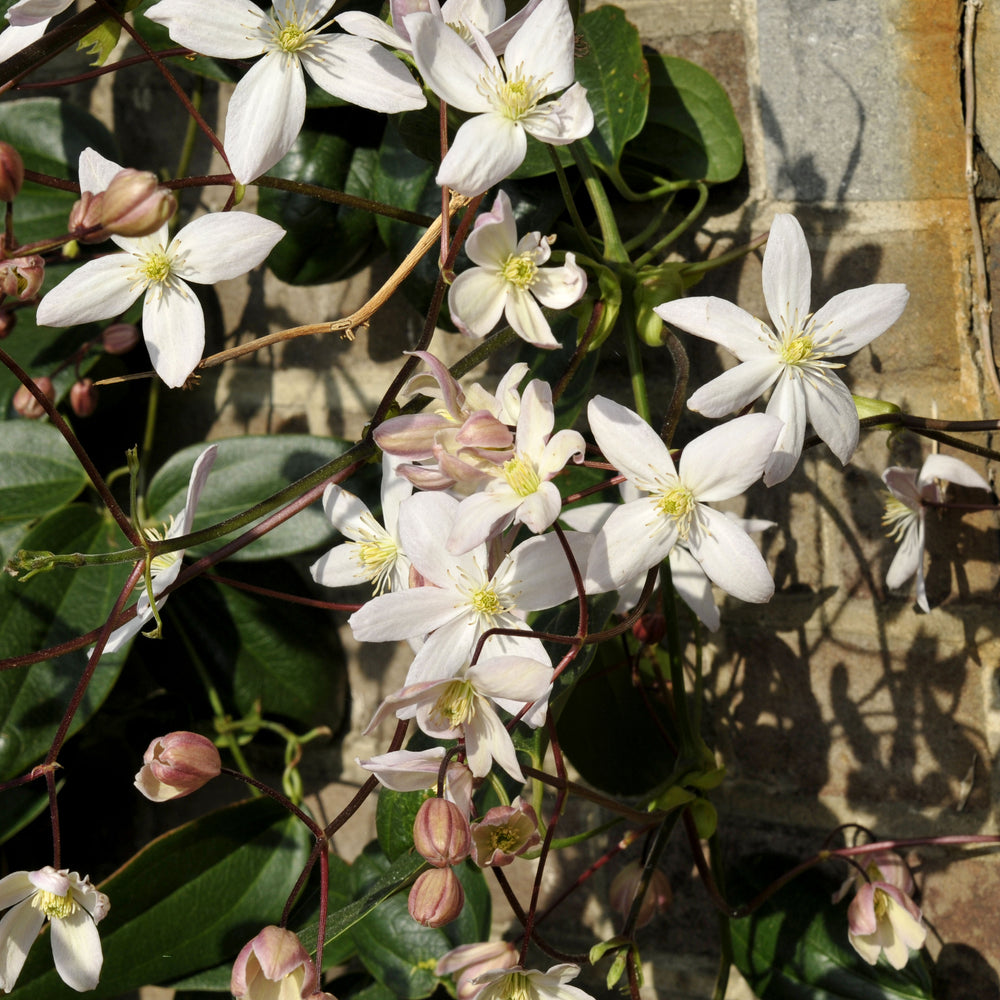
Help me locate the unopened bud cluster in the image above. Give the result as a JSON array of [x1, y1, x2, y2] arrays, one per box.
[[70, 169, 176, 242], [408, 797, 472, 927]]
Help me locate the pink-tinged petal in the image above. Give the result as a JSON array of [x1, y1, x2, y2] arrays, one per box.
[[530, 253, 587, 309], [537, 428, 585, 479], [588, 396, 675, 489], [763, 376, 806, 487], [466, 191, 518, 266], [505, 287, 559, 346], [0, 900, 44, 992], [586, 498, 676, 592], [301, 35, 425, 112], [848, 883, 879, 936], [398, 492, 482, 586], [7, 0, 70, 26], [36, 255, 139, 327], [142, 279, 204, 388], [504, 0, 574, 89], [449, 267, 508, 337], [813, 283, 909, 355], [335, 9, 408, 48], [390, 0, 435, 41], [679, 413, 781, 501], [917, 454, 990, 493], [761, 214, 811, 333], [170, 213, 284, 284], [358, 747, 445, 791], [448, 491, 520, 553], [686, 506, 773, 603], [176, 445, 218, 536], [515, 482, 562, 532], [687, 357, 781, 417], [224, 51, 305, 184], [456, 411, 515, 449], [407, 12, 492, 111], [523, 85, 594, 145], [482, 0, 541, 49], [656, 297, 774, 360], [803, 371, 858, 465], [516, 380, 554, 455], [885, 518, 923, 589], [437, 114, 526, 197], [375, 413, 450, 460], [50, 907, 103, 991], [349, 585, 462, 642], [670, 546, 719, 631], [144, 0, 266, 57], [882, 467, 921, 508]]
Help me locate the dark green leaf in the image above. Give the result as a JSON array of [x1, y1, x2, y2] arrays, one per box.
[[575, 5, 650, 168], [625, 55, 743, 183], [144, 435, 355, 562], [0, 505, 132, 779], [0, 422, 88, 522], [376, 787, 426, 862], [445, 860, 491, 948], [13, 797, 313, 999], [730, 860, 933, 1000]]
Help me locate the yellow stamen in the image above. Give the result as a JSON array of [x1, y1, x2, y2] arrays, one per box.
[[32, 889, 76, 921], [656, 483, 697, 538], [503, 456, 541, 497], [500, 252, 538, 290]]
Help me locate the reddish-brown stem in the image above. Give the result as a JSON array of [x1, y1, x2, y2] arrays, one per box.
[[15, 47, 195, 88], [492, 868, 587, 965], [209, 573, 362, 613], [222, 767, 325, 838], [552, 300, 605, 405], [46, 765, 60, 869]]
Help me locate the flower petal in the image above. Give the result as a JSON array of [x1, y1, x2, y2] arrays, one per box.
[[763, 375, 806, 486], [407, 11, 492, 111], [687, 357, 781, 417], [588, 396, 675, 490], [449, 267, 508, 337], [586, 498, 676, 592], [142, 278, 205, 387], [504, 0, 574, 90], [170, 213, 283, 284], [761, 213, 811, 333], [813, 283, 909, 355], [656, 296, 775, 360], [144, 0, 266, 57], [803, 371, 858, 465], [917, 454, 990, 493], [50, 907, 103, 992], [530, 253, 587, 309], [504, 286, 559, 347], [36, 255, 139, 327], [349, 585, 464, 642], [679, 413, 781, 501], [465, 191, 517, 267], [523, 84, 594, 145], [437, 113, 526, 197], [0, 900, 44, 993], [687, 506, 774, 603]]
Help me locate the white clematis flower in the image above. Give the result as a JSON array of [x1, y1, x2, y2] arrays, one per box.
[[473, 964, 595, 1000], [0, 0, 69, 61], [449, 190, 587, 347], [406, 0, 594, 195], [0, 867, 110, 993], [585, 396, 781, 604], [36, 150, 284, 388], [882, 453, 990, 612], [145, 0, 426, 184], [655, 214, 909, 485], [102, 446, 218, 654], [357, 748, 474, 817]]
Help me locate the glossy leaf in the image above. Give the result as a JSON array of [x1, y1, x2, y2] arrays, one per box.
[[730, 860, 933, 1000], [377, 786, 427, 862], [12, 797, 312, 999], [144, 435, 357, 562], [575, 4, 650, 168], [0, 505, 132, 779], [0, 422, 88, 522], [625, 55, 743, 183]]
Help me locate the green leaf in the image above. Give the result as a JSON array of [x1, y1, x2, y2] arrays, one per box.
[[0, 422, 88, 522], [575, 5, 650, 168], [730, 860, 933, 1000], [445, 860, 491, 948], [257, 111, 384, 286], [0, 505, 132, 779], [12, 797, 313, 999], [625, 55, 743, 183], [377, 787, 427, 862], [144, 435, 358, 562]]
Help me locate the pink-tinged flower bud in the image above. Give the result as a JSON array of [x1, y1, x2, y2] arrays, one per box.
[[413, 797, 472, 868], [632, 612, 665, 646], [12, 377, 54, 419], [99, 169, 176, 238], [608, 861, 672, 928], [101, 322, 139, 355], [0, 256, 44, 301], [408, 867, 465, 928], [69, 190, 108, 243], [0, 310, 16, 338], [846, 880, 925, 969], [70, 378, 98, 418], [231, 926, 318, 1000], [0, 142, 24, 202], [470, 798, 540, 868], [436, 940, 520, 999], [134, 731, 221, 802]]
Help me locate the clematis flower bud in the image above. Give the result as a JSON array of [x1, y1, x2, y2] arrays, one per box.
[[470, 798, 540, 867], [231, 926, 318, 1000], [413, 797, 472, 868], [608, 860, 673, 928], [436, 940, 520, 999], [69, 190, 108, 243], [0, 255, 44, 300], [99, 169, 176, 238], [101, 322, 139, 355], [134, 731, 221, 802], [408, 867, 464, 928], [12, 377, 54, 419], [70, 378, 98, 417], [0, 142, 24, 202], [632, 612, 665, 646]]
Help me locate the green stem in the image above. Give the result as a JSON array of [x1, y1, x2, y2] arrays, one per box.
[[680, 231, 768, 275], [635, 182, 708, 268], [659, 561, 697, 754], [570, 142, 629, 264], [620, 288, 650, 422], [547, 145, 603, 260]]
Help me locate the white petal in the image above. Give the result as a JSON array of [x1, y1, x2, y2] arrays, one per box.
[[763, 376, 806, 486], [437, 114, 526, 197], [587, 396, 675, 489], [530, 253, 587, 309], [515, 482, 563, 533], [506, 532, 587, 609], [77, 148, 122, 194], [144, 0, 266, 56], [335, 10, 409, 49], [224, 52, 306, 184], [687, 357, 781, 417], [0, 20, 48, 61], [142, 280, 204, 388], [398, 492, 483, 588], [918, 454, 990, 493], [176, 445, 218, 535], [680, 414, 781, 501], [464, 698, 522, 779], [523, 84, 594, 145], [885, 518, 923, 591], [407, 12, 492, 111], [36, 255, 139, 327], [448, 491, 520, 553], [449, 267, 508, 337], [687, 506, 774, 603], [670, 546, 719, 631], [655, 296, 775, 360], [803, 372, 858, 465], [0, 900, 44, 993], [0, 875, 33, 912], [6, 0, 70, 26], [882, 467, 921, 508], [470, 655, 551, 702], [761, 214, 811, 333], [586, 498, 676, 591], [504, 0, 574, 90], [505, 287, 559, 346], [170, 213, 284, 283], [812, 283, 909, 355], [50, 909, 103, 992], [318, 484, 371, 541], [349, 586, 464, 642], [465, 192, 517, 266], [301, 35, 425, 113]]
